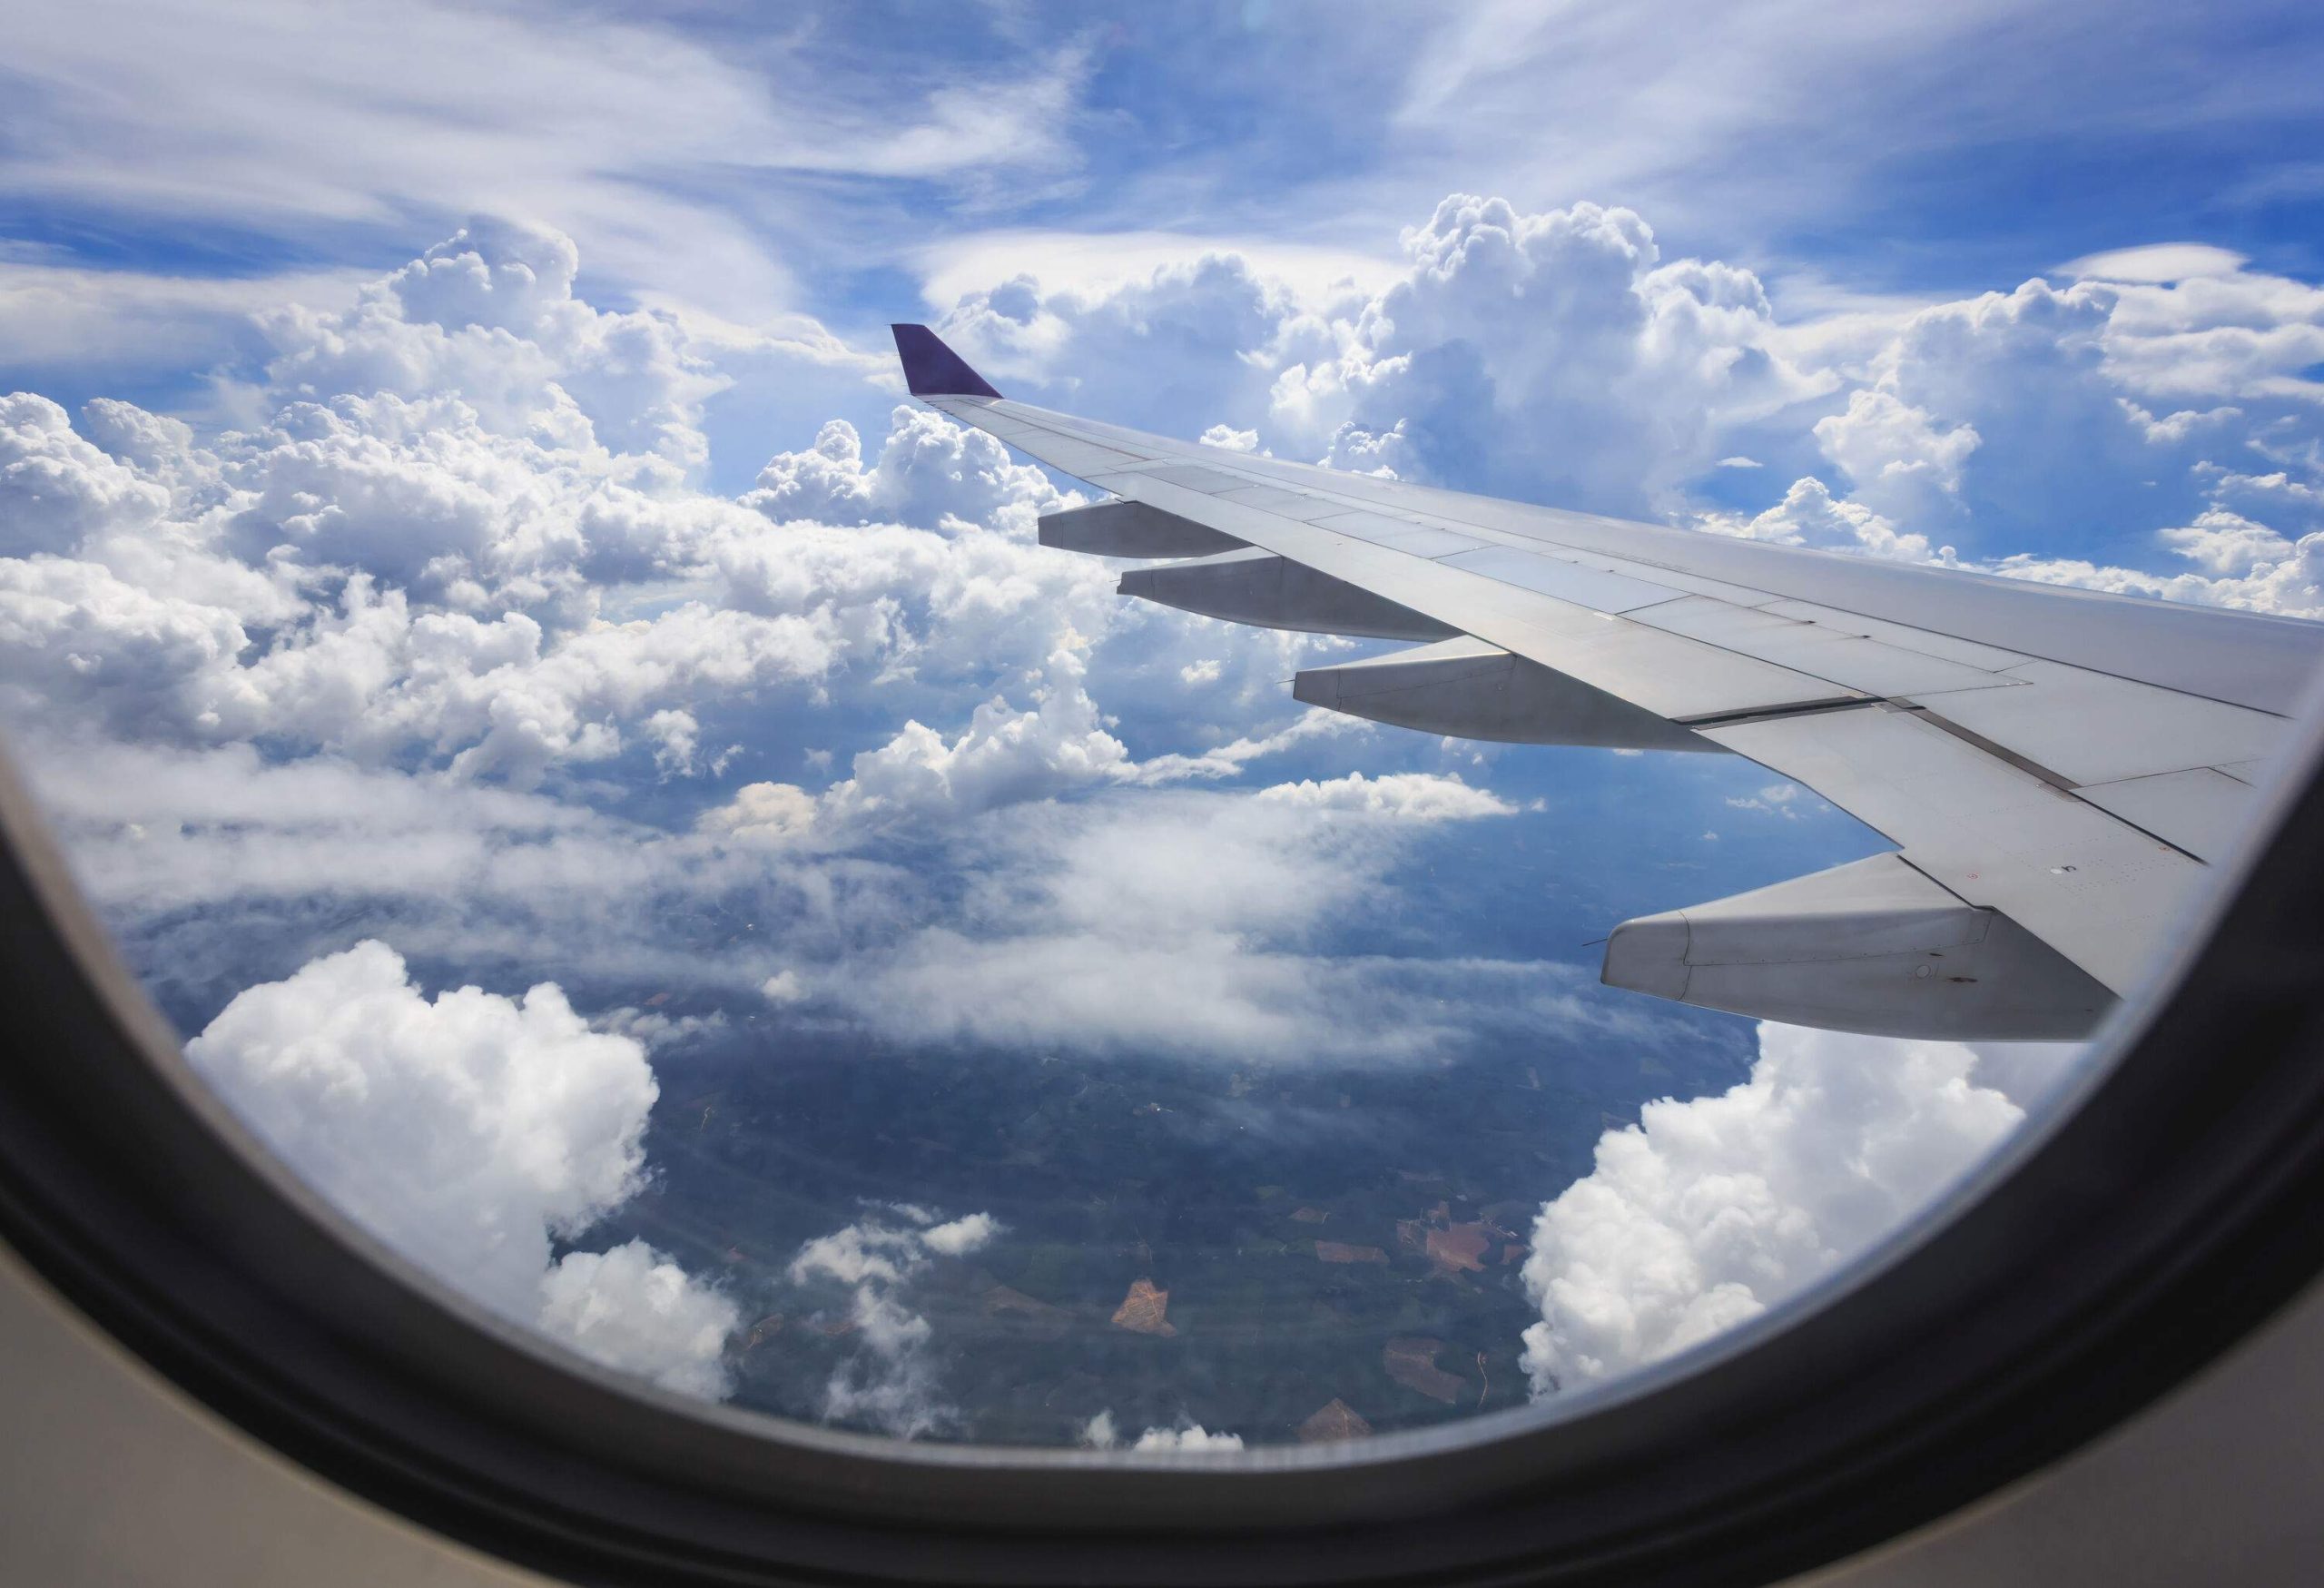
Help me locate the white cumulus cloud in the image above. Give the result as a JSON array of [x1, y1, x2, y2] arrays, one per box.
[[1253, 769, 1519, 821], [185, 940, 739, 1396], [1082, 1411, 1246, 1452], [537, 1240, 743, 1400], [1519, 1021, 2061, 1396]]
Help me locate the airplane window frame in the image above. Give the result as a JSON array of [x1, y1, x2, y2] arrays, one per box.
[[2, 701, 2323, 1588]]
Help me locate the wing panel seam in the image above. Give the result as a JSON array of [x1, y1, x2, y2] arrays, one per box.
[[1672, 697, 1877, 729], [1900, 704, 2212, 864]]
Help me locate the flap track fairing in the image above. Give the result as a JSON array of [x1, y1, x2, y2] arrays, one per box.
[[1039, 500, 1248, 558], [1118, 549, 1458, 642], [1601, 853, 2113, 1040], [1294, 636, 1718, 752]]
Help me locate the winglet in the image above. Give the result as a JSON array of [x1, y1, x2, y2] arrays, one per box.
[[891, 323, 1001, 399]]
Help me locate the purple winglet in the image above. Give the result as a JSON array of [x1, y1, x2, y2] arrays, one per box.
[[891, 323, 1001, 399]]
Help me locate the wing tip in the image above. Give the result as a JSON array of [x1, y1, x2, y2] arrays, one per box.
[[891, 323, 1001, 399]]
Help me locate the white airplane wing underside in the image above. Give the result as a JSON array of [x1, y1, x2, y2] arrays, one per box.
[[891, 324, 2324, 1040]]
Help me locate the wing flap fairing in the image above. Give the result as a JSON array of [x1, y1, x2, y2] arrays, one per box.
[[1118, 549, 1459, 641], [1631, 597, 2027, 697], [1038, 501, 1247, 558], [1602, 853, 2114, 1039], [1293, 637, 1718, 752]]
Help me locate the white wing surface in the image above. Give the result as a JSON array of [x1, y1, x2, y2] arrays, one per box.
[[892, 325, 2324, 1039]]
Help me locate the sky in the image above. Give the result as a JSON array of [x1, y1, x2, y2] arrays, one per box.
[[2, 0, 2320, 1439]]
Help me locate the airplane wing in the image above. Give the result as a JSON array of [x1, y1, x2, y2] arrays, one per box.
[[891, 323, 2324, 1041]]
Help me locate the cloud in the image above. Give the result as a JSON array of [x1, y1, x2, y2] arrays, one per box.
[[1723, 782, 1806, 818], [921, 199, 2320, 625], [184, 940, 738, 1396], [1261, 195, 1823, 514], [940, 253, 1305, 438], [1813, 386, 1982, 501], [1130, 1424, 1246, 1452], [0, 225, 1145, 789], [1082, 1411, 1246, 1452], [694, 671, 1392, 853], [743, 407, 1074, 532], [1519, 1021, 2055, 1396], [1789, 267, 2324, 558], [0, 259, 369, 380], [595, 1005, 727, 1053], [1253, 769, 1520, 821], [537, 1240, 743, 1400], [1379, 1, 2322, 263], [1697, 477, 2323, 623], [816, 788, 1649, 1064], [1696, 476, 1939, 562], [920, 1212, 1000, 1257], [786, 1209, 1001, 1438], [921, 231, 1397, 320], [692, 654, 1134, 846], [814, 649, 1131, 830], [1117, 707, 1364, 785], [1986, 509, 2324, 616], [1, 392, 172, 553], [700, 782, 822, 846], [260, 220, 729, 467], [18, 721, 1671, 1102], [790, 1221, 929, 1289], [2062, 243, 2250, 283], [13, 710, 1598, 1083], [0, 1, 1092, 327], [23, 205, 2314, 822]]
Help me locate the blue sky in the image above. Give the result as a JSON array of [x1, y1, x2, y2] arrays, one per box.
[[8, 4, 2322, 398], [2, 0, 2319, 1430]]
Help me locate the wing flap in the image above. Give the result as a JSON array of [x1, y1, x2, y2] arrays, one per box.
[[2071, 767, 2256, 862], [1314, 513, 1496, 558], [1758, 597, 2038, 672], [1434, 545, 1685, 613], [1216, 485, 1359, 521], [1632, 597, 2025, 697], [1701, 705, 2205, 995], [1904, 661, 2282, 787], [1490, 546, 1787, 610]]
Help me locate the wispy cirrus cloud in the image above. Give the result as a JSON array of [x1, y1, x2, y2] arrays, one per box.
[[0, 0, 1088, 325]]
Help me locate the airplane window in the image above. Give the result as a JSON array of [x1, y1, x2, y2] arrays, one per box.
[[3, 6, 2322, 1585], [4, 273, 2307, 1454]]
